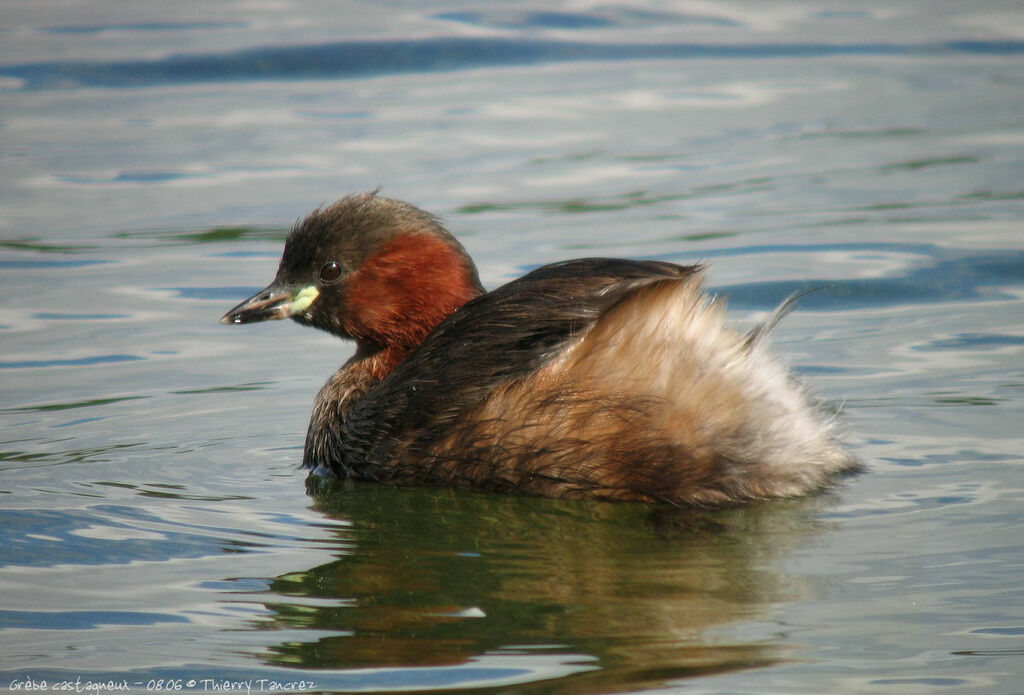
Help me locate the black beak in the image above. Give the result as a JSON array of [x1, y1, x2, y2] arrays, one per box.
[[220, 282, 295, 325]]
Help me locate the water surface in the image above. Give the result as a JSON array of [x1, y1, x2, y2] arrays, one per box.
[[2, 1, 1023, 693]]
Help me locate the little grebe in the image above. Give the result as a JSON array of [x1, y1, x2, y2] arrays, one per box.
[[222, 192, 855, 505]]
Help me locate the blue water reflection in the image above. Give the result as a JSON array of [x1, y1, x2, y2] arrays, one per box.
[[6, 37, 1024, 90]]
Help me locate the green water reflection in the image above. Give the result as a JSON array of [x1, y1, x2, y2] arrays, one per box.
[[251, 480, 836, 691]]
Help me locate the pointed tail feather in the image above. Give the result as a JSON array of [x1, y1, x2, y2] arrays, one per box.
[[744, 286, 826, 350]]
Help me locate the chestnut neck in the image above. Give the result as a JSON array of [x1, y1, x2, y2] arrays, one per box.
[[343, 231, 484, 380]]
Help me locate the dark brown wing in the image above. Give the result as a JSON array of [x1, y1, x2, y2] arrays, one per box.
[[310, 258, 701, 477]]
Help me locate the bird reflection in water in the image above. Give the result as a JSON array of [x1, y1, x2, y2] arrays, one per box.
[[245, 480, 839, 692]]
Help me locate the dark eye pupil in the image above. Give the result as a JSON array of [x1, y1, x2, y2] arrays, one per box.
[[319, 261, 341, 283]]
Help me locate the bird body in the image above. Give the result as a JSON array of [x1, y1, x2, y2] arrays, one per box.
[[223, 193, 854, 505]]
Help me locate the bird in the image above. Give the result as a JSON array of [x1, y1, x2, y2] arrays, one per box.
[[222, 192, 855, 506]]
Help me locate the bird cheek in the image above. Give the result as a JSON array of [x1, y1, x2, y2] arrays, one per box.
[[343, 296, 391, 342], [320, 283, 363, 340]]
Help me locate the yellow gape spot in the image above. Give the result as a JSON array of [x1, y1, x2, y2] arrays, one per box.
[[290, 286, 320, 315]]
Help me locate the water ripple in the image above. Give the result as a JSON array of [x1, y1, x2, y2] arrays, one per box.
[[4, 37, 1024, 91], [0, 508, 235, 568], [714, 247, 1024, 310], [0, 354, 145, 369], [0, 609, 189, 630]]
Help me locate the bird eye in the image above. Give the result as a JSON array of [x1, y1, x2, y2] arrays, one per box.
[[319, 261, 342, 283]]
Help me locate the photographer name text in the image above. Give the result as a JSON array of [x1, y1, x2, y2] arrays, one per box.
[[8, 677, 316, 695]]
